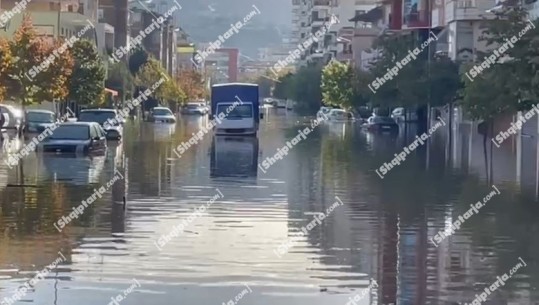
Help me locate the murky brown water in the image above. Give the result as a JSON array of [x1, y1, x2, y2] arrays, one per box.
[[0, 110, 538, 305]]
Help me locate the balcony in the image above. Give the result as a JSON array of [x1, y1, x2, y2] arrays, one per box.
[[445, 0, 497, 23], [314, 0, 333, 8], [311, 16, 330, 27]]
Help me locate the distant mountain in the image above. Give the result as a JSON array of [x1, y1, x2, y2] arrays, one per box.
[[174, 0, 291, 57]]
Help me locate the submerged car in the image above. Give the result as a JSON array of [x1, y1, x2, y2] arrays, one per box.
[[78, 109, 123, 140], [0, 104, 23, 132], [182, 103, 208, 115], [37, 122, 107, 154], [317, 106, 332, 120], [363, 116, 399, 133], [327, 109, 355, 122], [149, 107, 176, 123], [25, 110, 56, 133], [391, 107, 418, 122]]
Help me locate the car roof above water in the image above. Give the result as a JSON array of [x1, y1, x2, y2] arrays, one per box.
[[27, 109, 54, 114], [59, 122, 96, 127], [81, 108, 116, 113]]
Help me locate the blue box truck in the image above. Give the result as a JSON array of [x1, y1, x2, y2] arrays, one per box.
[[211, 83, 262, 136]]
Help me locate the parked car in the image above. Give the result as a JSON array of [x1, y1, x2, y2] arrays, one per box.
[[149, 107, 176, 123], [182, 103, 208, 115], [327, 109, 355, 122], [25, 110, 56, 134], [363, 116, 399, 133], [36, 122, 107, 154], [0, 108, 9, 130], [199, 102, 210, 113], [391, 107, 418, 122], [78, 108, 123, 140], [275, 99, 286, 108], [0, 104, 24, 132], [317, 106, 332, 120]]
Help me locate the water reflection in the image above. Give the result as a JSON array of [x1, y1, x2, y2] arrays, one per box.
[[0, 113, 539, 305], [210, 136, 259, 178]]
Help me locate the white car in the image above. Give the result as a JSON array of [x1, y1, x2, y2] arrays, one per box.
[[0, 104, 23, 131], [0, 111, 9, 130], [391, 107, 418, 122], [182, 103, 208, 115], [150, 107, 176, 123], [316, 106, 332, 120], [327, 109, 355, 122]]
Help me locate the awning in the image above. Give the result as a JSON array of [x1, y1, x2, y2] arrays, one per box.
[[349, 6, 383, 23], [105, 88, 118, 97]]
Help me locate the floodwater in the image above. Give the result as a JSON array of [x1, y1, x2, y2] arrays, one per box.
[[0, 109, 538, 305]]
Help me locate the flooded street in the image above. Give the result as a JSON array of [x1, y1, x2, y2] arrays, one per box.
[[0, 110, 538, 305]]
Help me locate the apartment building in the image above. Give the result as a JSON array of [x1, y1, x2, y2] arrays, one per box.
[[291, 0, 377, 67], [200, 47, 239, 84], [0, 0, 99, 42], [129, 7, 176, 75], [176, 28, 196, 74], [100, 0, 128, 49]]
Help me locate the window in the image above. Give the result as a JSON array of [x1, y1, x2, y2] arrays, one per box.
[[27, 112, 55, 123], [79, 111, 116, 125], [50, 125, 90, 140], [216, 104, 253, 119]]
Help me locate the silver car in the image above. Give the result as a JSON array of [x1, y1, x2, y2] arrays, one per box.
[[150, 107, 176, 123], [0, 104, 23, 131], [182, 103, 208, 115]]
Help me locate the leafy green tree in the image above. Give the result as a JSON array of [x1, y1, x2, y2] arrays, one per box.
[[273, 73, 294, 100], [321, 60, 355, 109], [69, 39, 106, 106], [106, 60, 134, 101], [135, 59, 184, 106], [128, 48, 149, 75], [6, 15, 54, 107], [461, 7, 539, 120], [287, 66, 322, 114], [0, 37, 13, 101], [176, 69, 204, 101], [38, 38, 74, 104]]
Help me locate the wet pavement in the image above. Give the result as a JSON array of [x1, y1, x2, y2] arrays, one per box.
[[0, 109, 538, 305]]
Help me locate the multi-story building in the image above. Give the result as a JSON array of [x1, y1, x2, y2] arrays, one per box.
[[176, 28, 196, 75], [101, 0, 128, 49], [200, 47, 239, 84], [291, 0, 378, 67], [0, 0, 99, 43], [129, 7, 175, 75]]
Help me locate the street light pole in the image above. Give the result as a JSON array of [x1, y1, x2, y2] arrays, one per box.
[[57, 0, 61, 37]]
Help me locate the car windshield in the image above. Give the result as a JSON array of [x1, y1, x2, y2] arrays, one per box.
[[217, 104, 253, 118], [27, 112, 55, 123], [322, 108, 331, 113], [49, 125, 89, 140], [79, 111, 116, 124], [153, 108, 172, 115], [187, 104, 199, 109]]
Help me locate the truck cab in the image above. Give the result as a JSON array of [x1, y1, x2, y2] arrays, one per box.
[[211, 83, 262, 136]]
